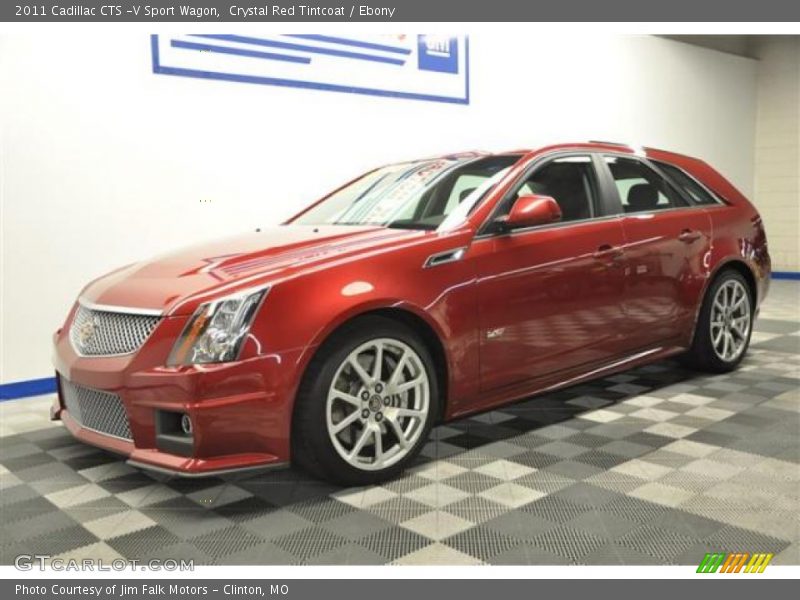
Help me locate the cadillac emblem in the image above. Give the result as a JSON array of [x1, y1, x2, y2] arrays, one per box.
[[77, 319, 97, 348]]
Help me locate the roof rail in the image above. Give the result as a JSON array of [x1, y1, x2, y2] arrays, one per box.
[[589, 140, 647, 157], [588, 140, 631, 147]]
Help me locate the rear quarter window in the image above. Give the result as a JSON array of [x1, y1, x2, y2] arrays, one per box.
[[654, 161, 722, 206]]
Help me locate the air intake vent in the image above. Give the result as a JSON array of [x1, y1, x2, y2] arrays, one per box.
[[61, 378, 132, 441]]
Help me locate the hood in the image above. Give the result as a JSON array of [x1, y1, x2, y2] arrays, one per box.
[[80, 225, 424, 315]]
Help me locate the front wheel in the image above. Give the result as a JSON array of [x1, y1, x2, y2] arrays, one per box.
[[292, 316, 438, 486], [681, 270, 754, 373]]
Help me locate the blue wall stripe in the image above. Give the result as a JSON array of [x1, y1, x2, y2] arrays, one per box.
[[0, 377, 56, 401], [773, 271, 800, 280], [172, 40, 311, 65], [153, 64, 469, 105], [285, 34, 412, 55], [191, 34, 407, 66]]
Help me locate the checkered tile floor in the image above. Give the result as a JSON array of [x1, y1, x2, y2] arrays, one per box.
[[2, 282, 798, 565]]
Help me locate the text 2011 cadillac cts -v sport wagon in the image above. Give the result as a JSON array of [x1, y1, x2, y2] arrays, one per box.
[[52, 142, 771, 484]]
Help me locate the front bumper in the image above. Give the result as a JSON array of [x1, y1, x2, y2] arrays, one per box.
[[52, 320, 305, 477]]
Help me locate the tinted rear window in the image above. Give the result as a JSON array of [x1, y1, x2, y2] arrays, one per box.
[[605, 156, 688, 213]]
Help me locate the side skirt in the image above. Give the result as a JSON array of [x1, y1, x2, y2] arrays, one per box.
[[447, 344, 686, 421]]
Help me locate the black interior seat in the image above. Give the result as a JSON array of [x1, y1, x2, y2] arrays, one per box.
[[532, 165, 591, 221], [627, 183, 659, 212]]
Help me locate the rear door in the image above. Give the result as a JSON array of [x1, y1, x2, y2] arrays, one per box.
[[600, 155, 712, 349]]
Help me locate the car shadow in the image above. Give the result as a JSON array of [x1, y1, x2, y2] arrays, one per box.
[[164, 357, 707, 505]]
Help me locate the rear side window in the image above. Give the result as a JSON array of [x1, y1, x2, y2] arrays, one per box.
[[654, 161, 722, 206], [605, 156, 688, 213]]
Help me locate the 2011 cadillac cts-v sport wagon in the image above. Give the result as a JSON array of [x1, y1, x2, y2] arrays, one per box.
[[52, 142, 771, 484]]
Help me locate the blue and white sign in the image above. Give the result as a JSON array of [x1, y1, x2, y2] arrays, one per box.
[[151, 34, 469, 104]]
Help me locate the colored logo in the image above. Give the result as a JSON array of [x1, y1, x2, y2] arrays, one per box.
[[697, 552, 773, 573]]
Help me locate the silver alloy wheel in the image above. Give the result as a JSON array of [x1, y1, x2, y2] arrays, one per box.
[[710, 279, 751, 362], [326, 338, 430, 471]]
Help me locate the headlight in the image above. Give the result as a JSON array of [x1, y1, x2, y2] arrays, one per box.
[[168, 287, 268, 365]]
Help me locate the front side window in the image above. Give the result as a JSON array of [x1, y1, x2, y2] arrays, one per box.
[[502, 155, 599, 223], [654, 161, 722, 206], [605, 156, 688, 213], [292, 155, 521, 230]]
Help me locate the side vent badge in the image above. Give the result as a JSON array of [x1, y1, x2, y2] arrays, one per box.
[[424, 247, 467, 269]]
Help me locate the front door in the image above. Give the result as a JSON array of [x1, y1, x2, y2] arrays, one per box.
[[475, 155, 629, 392]]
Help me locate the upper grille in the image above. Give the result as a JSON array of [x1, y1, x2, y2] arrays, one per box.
[[61, 378, 132, 440], [69, 304, 160, 356]]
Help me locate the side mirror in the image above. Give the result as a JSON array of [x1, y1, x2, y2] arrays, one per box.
[[495, 195, 562, 231]]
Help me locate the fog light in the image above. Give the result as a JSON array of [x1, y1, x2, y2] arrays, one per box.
[[181, 414, 193, 435]]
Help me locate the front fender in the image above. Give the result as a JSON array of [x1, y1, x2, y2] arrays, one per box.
[[242, 231, 481, 437]]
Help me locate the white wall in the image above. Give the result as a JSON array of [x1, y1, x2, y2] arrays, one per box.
[[0, 32, 757, 383], [751, 36, 800, 273]]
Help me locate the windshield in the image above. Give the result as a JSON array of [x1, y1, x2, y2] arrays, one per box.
[[291, 154, 522, 230]]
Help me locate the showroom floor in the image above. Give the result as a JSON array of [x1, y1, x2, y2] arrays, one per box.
[[2, 282, 798, 566]]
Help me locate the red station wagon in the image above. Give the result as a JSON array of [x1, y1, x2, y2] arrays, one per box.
[[52, 142, 771, 484]]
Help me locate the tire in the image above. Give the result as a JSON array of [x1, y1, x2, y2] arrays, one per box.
[[681, 270, 754, 373], [292, 315, 439, 486]]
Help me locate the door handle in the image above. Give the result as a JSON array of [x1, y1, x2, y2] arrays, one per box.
[[592, 244, 624, 260], [678, 229, 702, 243]]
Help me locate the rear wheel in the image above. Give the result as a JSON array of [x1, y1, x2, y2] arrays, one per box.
[[682, 270, 753, 373], [292, 316, 438, 486]]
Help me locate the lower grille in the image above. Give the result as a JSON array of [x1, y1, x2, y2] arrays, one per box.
[[61, 378, 132, 441]]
